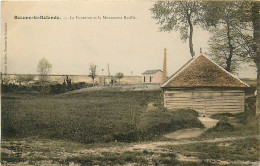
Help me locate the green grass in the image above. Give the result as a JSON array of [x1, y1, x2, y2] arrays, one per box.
[[137, 109, 204, 137], [1, 139, 221, 166], [2, 89, 203, 144], [163, 138, 259, 162], [200, 112, 259, 138], [2, 90, 160, 143]]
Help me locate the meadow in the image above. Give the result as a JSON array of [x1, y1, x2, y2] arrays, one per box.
[[2, 84, 259, 165], [2, 88, 203, 144]]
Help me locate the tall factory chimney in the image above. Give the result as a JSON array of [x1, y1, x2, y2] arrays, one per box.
[[162, 48, 167, 83]]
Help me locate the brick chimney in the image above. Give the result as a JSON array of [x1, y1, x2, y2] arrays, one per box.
[[162, 48, 167, 83]]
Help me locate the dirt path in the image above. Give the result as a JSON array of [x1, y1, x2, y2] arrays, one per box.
[[164, 116, 219, 139], [79, 135, 259, 154], [2, 135, 259, 166], [76, 135, 259, 165]]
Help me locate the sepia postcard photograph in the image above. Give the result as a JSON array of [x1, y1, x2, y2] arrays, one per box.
[[1, 1, 259, 165]]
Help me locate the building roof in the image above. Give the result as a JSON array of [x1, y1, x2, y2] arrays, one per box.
[[142, 69, 162, 74], [161, 55, 249, 88]]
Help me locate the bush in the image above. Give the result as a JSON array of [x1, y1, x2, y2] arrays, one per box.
[[207, 121, 235, 132], [245, 96, 256, 115], [2, 82, 91, 94], [50, 84, 66, 94], [210, 113, 235, 122], [137, 108, 204, 139], [234, 111, 256, 125]]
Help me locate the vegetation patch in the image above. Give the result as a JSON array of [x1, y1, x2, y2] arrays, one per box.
[[201, 110, 259, 138], [163, 138, 259, 162], [2, 89, 204, 144], [137, 108, 204, 140]]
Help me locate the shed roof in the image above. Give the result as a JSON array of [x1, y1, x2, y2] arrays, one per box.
[[142, 69, 162, 74], [161, 55, 249, 88]]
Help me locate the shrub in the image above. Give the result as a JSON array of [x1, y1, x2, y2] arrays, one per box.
[[245, 96, 256, 115], [207, 121, 234, 132], [49, 84, 66, 94], [210, 113, 235, 122], [2, 82, 91, 94], [137, 108, 204, 139]]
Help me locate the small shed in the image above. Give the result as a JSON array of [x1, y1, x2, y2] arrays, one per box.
[[142, 69, 163, 84], [161, 55, 249, 116]]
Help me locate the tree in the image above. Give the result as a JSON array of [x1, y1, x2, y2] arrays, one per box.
[[203, 2, 253, 73], [151, 1, 202, 57], [115, 72, 124, 84], [2, 75, 13, 85], [37, 58, 52, 83], [15, 74, 35, 85], [89, 63, 97, 86], [251, 2, 260, 112], [207, 26, 252, 73], [203, 2, 260, 112]]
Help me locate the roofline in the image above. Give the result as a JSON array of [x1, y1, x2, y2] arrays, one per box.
[[161, 56, 198, 87], [203, 55, 250, 87], [161, 54, 250, 88], [142, 69, 162, 74]]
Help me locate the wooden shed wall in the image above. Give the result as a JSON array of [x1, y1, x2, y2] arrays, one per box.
[[164, 88, 245, 115]]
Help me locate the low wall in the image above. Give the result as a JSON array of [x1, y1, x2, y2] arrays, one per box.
[[1, 74, 142, 85]]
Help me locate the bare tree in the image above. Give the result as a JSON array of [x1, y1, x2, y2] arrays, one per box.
[[89, 63, 97, 86]]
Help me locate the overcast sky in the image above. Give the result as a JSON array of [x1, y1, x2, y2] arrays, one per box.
[[1, 1, 256, 78]]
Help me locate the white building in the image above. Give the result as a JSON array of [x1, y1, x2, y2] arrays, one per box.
[[142, 69, 163, 84]]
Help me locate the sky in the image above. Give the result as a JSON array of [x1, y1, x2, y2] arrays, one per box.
[[1, 1, 256, 78]]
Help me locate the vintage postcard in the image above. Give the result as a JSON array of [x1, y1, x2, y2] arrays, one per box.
[[1, 1, 259, 165]]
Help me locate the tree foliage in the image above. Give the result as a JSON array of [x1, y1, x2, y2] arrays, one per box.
[[2, 75, 13, 85], [203, 1, 260, 111], [207, 25, 253, 73], [37, 58, 52, 82], [115, 72, 124, 84], [151, 1, 203, 57], [203, 2, 254, 73], [15, 75, 35, 85]]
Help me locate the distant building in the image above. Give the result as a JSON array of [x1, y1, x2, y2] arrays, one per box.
[[161, 54, 249, 116], [142, 69, 163, 84]]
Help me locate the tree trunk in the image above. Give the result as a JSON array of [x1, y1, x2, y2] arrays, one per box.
[[257, 62, 260, 113], [187, 14, 195, 57], [252, 2, 260, 113], [226, 20, 233, 72]]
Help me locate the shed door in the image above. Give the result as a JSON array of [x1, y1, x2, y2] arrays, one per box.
[[204, 96, 213, 116]]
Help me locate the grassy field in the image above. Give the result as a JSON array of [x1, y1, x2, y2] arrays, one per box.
[[2, 89, 203, 144], [2, 86, 259, 165], [1, 138, 221, 166]]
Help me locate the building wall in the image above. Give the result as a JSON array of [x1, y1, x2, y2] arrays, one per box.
[[142, 72, 163, 84], [164, 88, 245, 115]]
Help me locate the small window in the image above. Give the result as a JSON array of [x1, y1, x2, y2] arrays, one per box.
[[150, 76, 152, 82], [144, 76, 146, 82]]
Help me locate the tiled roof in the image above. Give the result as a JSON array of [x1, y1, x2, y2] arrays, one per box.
[[142, 69, 162, 74], [161, 55, 249, 88]]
